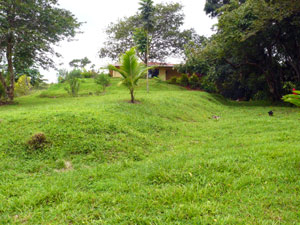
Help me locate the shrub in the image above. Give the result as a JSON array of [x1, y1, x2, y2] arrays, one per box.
[[67, 69, 82, 79], [65, 78, 80, 97], [15, 75, 32, 96], [169, 76, 177, 84], [95, 73, 111, 92], [27, 132, 48, 150], [81, 69, 96, 78], [199, 76, 216, 93], [64, 69, 82, 97], [282, 89, 300, 107], [189, 74, 200, 89], [178, 74, 189, 87]]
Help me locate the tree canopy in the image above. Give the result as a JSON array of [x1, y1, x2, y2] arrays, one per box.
[[99, 2, 199, 64], [181, 0, 300, 101], [0, 0, 81, 101], [69, 57, 92, 69]]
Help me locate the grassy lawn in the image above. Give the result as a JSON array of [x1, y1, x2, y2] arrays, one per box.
[[0, 78, 299, 224]]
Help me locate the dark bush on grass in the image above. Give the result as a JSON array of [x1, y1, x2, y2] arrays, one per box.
[[169, 76, 177, 84], [189, 74, 200, 89], [179, 74, 189, 87], [27, 133, 48, 150]]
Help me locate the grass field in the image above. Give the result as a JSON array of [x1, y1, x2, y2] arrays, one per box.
[[0, 78, 300, 224]]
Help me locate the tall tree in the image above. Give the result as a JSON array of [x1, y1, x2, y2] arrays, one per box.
[[0, 0, 81, 102], [183, 0, 300, 101], [204, 0, 245, 17], [138, 0, 155, 92], [99, 3, 198, 64]]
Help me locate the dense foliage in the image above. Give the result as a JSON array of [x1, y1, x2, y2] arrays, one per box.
[[282, 89, 300, 107], [69, 57, 92, 69], [95, 73, 111, 92], [181, 0, 300, 101], [15, 75, 32, 96], [99, 2, 198, 64], [0, 0, 80, 101]]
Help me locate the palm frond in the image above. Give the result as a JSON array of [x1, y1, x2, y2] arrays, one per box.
[[108, 47, 154, 103]]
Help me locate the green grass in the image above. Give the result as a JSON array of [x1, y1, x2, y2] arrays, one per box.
[[0, 78, 300, 224]]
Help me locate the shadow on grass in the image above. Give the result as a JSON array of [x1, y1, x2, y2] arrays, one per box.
[[204, 93, 292, 108]]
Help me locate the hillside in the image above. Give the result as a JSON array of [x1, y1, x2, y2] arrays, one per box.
[[0, 79, 300, 224]]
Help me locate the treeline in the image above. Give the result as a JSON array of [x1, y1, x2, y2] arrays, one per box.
[[179, 0, 300, 101]]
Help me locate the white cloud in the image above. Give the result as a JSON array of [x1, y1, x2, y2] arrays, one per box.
[[42, 0, 216, 83]]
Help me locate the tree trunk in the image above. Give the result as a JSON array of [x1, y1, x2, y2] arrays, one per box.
[[146, 31, 149, 93], [6, 38, 15, 102], [0, 72, 9, 102], [130, 89, 135, 103], [264, 72, 282, 101]]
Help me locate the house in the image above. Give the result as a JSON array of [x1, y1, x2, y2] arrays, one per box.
[[109, 62, 182, 81]]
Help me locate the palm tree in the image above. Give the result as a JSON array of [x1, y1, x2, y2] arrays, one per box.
[[108, 48, 153, 103], [138, 0, 155, 93]]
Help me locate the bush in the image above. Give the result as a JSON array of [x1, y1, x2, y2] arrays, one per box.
[[199, 76, 216, 93], [282, 89, 300, 107], [15, 75, 32, 96], [81, 69, 96, 78], [95, 73, 111, 92], [189, 74, 200, 89], [67, 69, 82, 79], [179, 74, 189, 87], [65, 78, 80, 97], [169, 76, 177, 84], [27, 133, 48, 150]]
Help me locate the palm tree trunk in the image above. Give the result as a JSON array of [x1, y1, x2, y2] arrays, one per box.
[[146, 31, 149, 93], [130, 89, 135, 103]]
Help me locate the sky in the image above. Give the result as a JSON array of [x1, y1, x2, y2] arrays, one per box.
[[42, 0, 217, 83]]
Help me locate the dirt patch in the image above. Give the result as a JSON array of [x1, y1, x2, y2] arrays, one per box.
[[127, 100, 142, 104]]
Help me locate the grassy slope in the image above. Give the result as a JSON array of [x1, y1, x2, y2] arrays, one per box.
[[0, 79, 299, 224]]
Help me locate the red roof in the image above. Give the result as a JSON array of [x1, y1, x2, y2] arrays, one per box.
[[113, 62, 175, 68]]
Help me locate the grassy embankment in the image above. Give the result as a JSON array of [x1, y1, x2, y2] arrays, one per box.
[[0, 78, 299, 224]]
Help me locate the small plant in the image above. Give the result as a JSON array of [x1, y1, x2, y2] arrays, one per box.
[[189, 74, 200, 89], [95, 73, 111, 92], [108, 47, 153, 103], [15, 75, 32, 96], [64, 69, 81, 97], [179, 74, 189, 87], [65, 78, 80, 97], [81, 69, 96, 78], [282, 89, 300, 107], [27, 132, 48, 150]]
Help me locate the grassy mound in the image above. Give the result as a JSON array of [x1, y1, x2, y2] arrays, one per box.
[[0, 78, 299, 224]]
